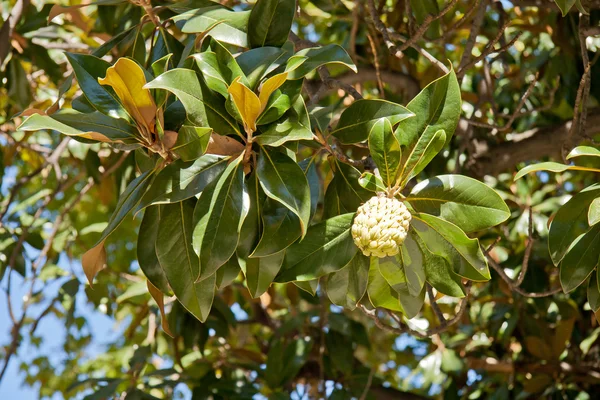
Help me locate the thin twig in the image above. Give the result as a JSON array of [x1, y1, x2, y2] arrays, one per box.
[[427, 284, 446, 325], [482, 240, 561, 298], [434, 0, 481, 43], [457, 23, 521, 75], [0, 137, 70, 222], [577, 14, 591, 138], [0, 151, 129, 384], [317, 293, 327, 397], [457, 0, 488, 81], [514, 207, 534, 287], [289, 32, 363, 103], [314, 130, 367, 168], [496, 77, 560, 119], [394, 0, 459, 54], [358, 368, 375, 400], [366, 31, 385, 98], [467, 73, 540, 133], [366, 0, 449, 73], [360, 282, 471, 338], [568, 13, 592, 149], [349, 0, 360, 61]]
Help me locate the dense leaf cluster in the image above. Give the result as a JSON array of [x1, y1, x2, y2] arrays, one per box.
[[2, 0, 600, 399], [17, 0, 512, 323]]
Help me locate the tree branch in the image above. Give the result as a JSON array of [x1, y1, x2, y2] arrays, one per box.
[[467, 112, 600, 177], [482, 239, 562, 298], [457, 0, 488, 81]]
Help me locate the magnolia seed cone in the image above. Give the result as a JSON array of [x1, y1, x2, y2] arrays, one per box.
[[351, 194, 412, 258]]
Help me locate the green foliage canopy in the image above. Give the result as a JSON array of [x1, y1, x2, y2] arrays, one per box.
[[1, 0, 600, 399]]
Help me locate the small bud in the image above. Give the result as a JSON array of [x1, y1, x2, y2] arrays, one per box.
[[351, 194, 412, 258]]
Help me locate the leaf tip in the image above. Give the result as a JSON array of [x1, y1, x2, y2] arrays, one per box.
[[147, 280, 174, 338], [81, 241, 107, 287]]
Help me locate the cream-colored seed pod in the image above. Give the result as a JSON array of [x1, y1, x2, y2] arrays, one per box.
[[351, 194, 412, 258]]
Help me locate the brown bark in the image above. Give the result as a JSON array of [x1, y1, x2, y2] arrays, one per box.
[[467, 113, 600, 177]]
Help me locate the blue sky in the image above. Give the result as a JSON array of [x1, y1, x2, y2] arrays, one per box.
[[0, 158, 121, 398], [0, 262, 121, 399]]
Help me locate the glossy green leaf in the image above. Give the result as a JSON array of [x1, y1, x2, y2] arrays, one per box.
[[399, 129, 446, 186], [554, 0, 575, 16], [588, 270, 600, 312], [244, 250, 285, 298], [193, 40, 247, 97], [301, 157, 320, 221], [407, 174, 510, 233], [326, 253, 369, 310], [236, 47, 289, 90], [149, 27, 185, 67], [549, 185, 600, 265], [515, 162, 600, 180], [151, 54, 173, 78], [575, 0, 589, 14], [323, 176, 347, 218], [323, 159, 372, 218], [129, 27, 146, 65], [251, 198, 302, 257], [287, 44, 357, 79], [277, 213, 357, 282], [378, 232, 425, 296], [251, 158, 318, 257], [257, 79, 302, 126], [180, 7, 250, 47], [332, 99, 414, 144], [294, 279, 319, 295], [156, 200, 215, 322], [236, 172, 262, 263], [366, 260, 402, 312], [145, 69, 242, 138], [368, 118, 401, 186], [91, 25, 137, 58], [136, 155, 229, 212], [372, 254, 425, 318], [398, 285, 425, 319], [411, 213, 490, 281], [150, 54, 173, 107], [515, 162, 569, 180], [137, 206, 170, 294], [589, 197, 600, 226], [65, 53, 130, 120], [309, 105, 335, 133], [93, 169, 154, 247], [18, 110, 139, 144], [193, 52, 233, 97], [257, 147, 311, 235], [215, 256, 241, 289], [567, 146, 600, 159], [256, 97, 312, 146], [358, 172, 386, 193], [411, 230, 465, 297], [256, 89, 291, 125], [167, 0, 224, 13], [248, 0, 295, 48], [560, 224, 600, 293], [395, 67, 460, 152], [171, 126, 212, 161], [193, 155, 248, 280], [265, 338, 313, 388], [410, 0, 440, 37], [71, 94, 96, 114]]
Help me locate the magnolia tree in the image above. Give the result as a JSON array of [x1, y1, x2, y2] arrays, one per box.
[[1, 0, 600, 399]]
